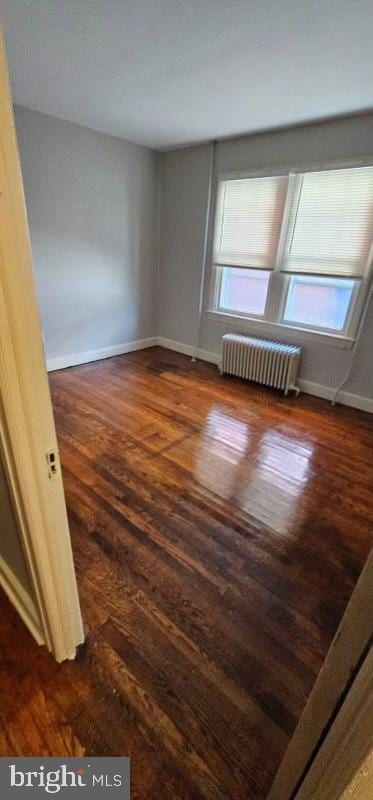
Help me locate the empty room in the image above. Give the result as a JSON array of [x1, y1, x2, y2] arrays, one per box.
[[0, 2, 372, 799]]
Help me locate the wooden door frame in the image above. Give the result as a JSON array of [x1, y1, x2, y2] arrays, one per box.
[[0, 26, 84, 662], [295, 644, 372, 800], [268, 549, 373, 800]]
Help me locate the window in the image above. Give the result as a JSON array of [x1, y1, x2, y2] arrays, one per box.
[[213, 175, 287, 317], [283, 276, 356, 331], [210, 166, 373, 338], [218, 268, 270, 316]]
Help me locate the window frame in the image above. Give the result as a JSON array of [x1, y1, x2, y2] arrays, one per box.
[[280, 273, 361, 337], [208, 160, 373, 346]]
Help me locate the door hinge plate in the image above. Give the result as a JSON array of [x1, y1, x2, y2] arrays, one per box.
[[46, 449, 59, 479]]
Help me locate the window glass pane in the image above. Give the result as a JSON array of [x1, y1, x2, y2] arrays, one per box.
[[283, 276, 355, 331], [219, 268, 270, 316]]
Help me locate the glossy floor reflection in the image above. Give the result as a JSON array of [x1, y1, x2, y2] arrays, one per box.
[[0, 347, 372, 800], [193, 410, 313, 535]]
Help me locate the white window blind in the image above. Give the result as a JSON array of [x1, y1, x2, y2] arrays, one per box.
[[282, 166, 373, 277], [213, 175, 287, 269]]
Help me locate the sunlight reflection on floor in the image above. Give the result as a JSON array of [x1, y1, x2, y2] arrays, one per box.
[[196, 409, 314, 534]]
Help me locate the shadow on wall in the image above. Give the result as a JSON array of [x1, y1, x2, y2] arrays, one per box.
[[14, 104, 159, 361]]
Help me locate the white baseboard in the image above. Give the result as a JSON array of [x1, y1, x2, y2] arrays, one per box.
[[0, 554, 44, 646], [156, 337, 220, 366], [46, 334, 373, 414], [157, 337, 373, 413], [338, 391, 373, 414], [46, 337, 157, 372], [298, 380, 373, 414]]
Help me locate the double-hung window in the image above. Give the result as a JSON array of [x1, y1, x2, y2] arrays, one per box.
[[210, 165, 373, 339]]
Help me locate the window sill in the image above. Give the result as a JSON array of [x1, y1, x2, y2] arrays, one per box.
[[206, 310, 355, 350]]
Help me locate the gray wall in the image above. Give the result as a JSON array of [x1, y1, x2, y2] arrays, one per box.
[[14, 105, 160, 363], [159, 115, 373, 399], [14, 105, 373, 399], [0, 447, 33, 597]]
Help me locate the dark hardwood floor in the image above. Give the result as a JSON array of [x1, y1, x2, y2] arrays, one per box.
[[1, 346, 372, 798]]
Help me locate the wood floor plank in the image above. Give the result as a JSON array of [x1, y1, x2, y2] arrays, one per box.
[[60, 465, 311, 723], [1, 346, 372, 799]]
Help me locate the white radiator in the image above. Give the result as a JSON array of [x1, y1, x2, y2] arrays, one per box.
[[220, 333, 301, 395]]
